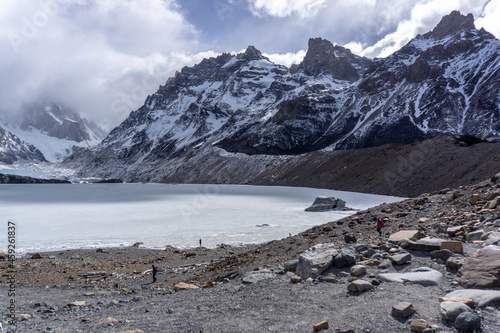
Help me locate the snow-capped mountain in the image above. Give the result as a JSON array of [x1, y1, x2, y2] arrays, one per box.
[[65, 11, 500, 181], [0, 125, 46, 165], [1, 103, 107, 162]]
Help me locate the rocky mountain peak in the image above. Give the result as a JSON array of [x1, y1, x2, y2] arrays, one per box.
[[301, 37, 360, 81], [239, 45, 263, 61], [431, 10, 475, 40]]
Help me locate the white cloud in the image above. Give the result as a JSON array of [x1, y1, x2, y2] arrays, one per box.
[[248, 0, 327, 18], [476, 0, 500, 38], [0, 0, 206, 126], [354, 0, 494, 58], [264, 50, 307, 67]]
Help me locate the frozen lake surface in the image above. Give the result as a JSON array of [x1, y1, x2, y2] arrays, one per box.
[[0, 184, 403, 254]]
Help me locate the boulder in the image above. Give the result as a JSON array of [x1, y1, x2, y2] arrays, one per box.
[[439, 301, 471, 321], [344, 233, 357, 244], [347, 279, 373, 292], [333, 247, 356, 268], [466, 229, 484, 242], [388, 230, 419, 242], [313, 321, 329, 331], [242, 271, 277, 284], [400, 237, 442, 251], [445, 289, 500, 308], [99, 317, 118, 326], [296, 243, 338, 279], [174, 282, 200, 291], [438, 297, 475, 307], [483, 231, 500, 246], [305, 197, 346, 212], [410, 319, 428, 332], [388, 253, 411, 265], [484, 196, 499, 209], [31, 253, 49, 259], [391, 302, 416, 318], [440, 240, 463, 253], [447, 225, 464, 237], [454, 312, 481, 332], [459, 245, 500, 289], [446, 256, 466, 270], [284, 259, 298, 272], [350, 265, 366, 277], [430, 249, 455, 263], [378, 267, 443, 286]]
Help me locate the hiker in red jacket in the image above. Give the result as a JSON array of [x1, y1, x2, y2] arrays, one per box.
[[376, 217, 383, 236]]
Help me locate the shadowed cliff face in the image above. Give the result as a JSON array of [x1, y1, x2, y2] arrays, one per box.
[[64, 11, 500, 186], [0, 125, 46, 164]]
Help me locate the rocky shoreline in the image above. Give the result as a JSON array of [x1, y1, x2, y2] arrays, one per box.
[[1, 173, 500, 332]]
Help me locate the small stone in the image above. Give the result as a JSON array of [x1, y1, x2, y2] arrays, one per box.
[[290, 274, 302, 283], [67, 301, 87, 307], [325, 276, 338, 283], [469, 194, 480, 205], [389, 253, 412, 265], [360, 258, 380, 266], [438, 297, 475, 307], [446, 256, 465, 270], [410, 319, 428, 332], [350, 265, 366, 277], [430, 249, 455, 262], [98, 317, 119, 326], [313, 320, 329, 331], [0, 253, 7, 260], [391, 302, 415, 318], [83, 292, 95, 297], [117, 330, 145, 333], [454, 312, 481, 332], [174, 282, 200, 291], [203, 281, 214, 288], [31, 252, 48, 259], [440, 240, 463, 253], [466, 230, 484, 242], [347, 279, 373, 292], [81, 318, 90, 322], [344, 233, 357, 244], [17, 314, 31, 321]]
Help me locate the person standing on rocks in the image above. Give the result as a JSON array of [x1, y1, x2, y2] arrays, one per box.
[[376, 217, 383, 236], [152, 265, 158, 283]]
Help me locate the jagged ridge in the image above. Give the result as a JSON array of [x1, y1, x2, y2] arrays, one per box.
[[64, 11, 500, 182]]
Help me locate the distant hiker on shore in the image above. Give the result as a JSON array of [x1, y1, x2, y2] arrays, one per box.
[[199, 238, 202, 247], [152, 265, 158, 283], [376, 217, 383, 236]]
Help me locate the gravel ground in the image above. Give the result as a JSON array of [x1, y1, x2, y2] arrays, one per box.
[[2, 175, 500, 332]]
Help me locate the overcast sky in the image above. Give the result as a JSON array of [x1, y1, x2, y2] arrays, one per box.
[[0, 0, 498, 129]]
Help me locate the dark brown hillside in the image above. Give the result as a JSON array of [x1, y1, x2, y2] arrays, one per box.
[[158, 135, 500, 198]]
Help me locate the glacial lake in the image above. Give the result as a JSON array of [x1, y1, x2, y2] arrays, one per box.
[[0, 184, 403, 254]]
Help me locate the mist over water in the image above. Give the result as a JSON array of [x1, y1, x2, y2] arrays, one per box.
[[0, 184, 402, 254]]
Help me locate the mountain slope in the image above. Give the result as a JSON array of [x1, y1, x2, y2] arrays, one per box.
[[64, 11, 500, 186], [0, 125, 46, 164], [1, 103, 107, 162]]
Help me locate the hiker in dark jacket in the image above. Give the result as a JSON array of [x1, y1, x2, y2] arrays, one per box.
[[376, 217, 383, 236]]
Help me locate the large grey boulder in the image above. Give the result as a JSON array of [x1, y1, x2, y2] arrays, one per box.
[[305, 197, 347, 212], [439, 301, 471, 321], [296, 243, 338, 279], [242, 271, 276, 284], [445, 289, 500, 308], [454, 312, 481, 331], [400, 237, 443, 252], [333, 247, 357, 268], [378, 267, 443, 286], [459, 245, 500, 289]]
